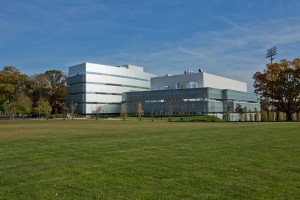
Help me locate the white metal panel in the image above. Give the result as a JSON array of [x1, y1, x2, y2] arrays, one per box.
[[86, 94, 122, 103], [203, 73, 247, 92], [85, 74, 150, 88], [85, 63, 155, 80]]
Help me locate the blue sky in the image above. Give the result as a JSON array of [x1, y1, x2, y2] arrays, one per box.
[[1, 0, 300, 91]]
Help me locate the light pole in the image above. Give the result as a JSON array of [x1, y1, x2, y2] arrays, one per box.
[[266, 47, 277, 64]]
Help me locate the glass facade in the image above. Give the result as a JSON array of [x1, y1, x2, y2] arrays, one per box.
[[123, 87, 260, 117]]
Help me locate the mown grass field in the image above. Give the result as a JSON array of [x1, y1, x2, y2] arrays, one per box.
[[0, 119, 299, 199]]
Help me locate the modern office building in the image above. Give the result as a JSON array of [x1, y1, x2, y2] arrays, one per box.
[[67, 64, 260, 120], [67, 63, 156, 115], [123, 70, 260, 121]]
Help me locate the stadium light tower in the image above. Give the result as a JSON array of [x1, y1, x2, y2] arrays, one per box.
[[266, 47, 277, 64]]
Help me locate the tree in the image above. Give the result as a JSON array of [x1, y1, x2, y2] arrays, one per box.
[[29, 70, 67, 115], [0, 66, 67, 117], [137, 101, 144, 121], [4, 101, 17, 120], [243, 106, 248, 121], [278, 112, 286, 121], [37, 99, 52, 119], [235, 103, 244, 121], [150, 107, 155, 122], [249, 109, 254, 122], [70, 101, 78, 119], [45, 70, 67, 114], [96, 105, 101, 120], [261, 109, 268, 122], [61, 102, 67, 120], [254, 107, 259, 121], [14, 92, 32, 117], [0, 66, 29, 112], [260, 99, 271, 121], [167, 102, 173, 122], [120, 103, 127, 120], [29, 73, 51, 107], [253, 58, 300, 121]]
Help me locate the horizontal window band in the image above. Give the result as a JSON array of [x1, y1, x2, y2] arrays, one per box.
[[68, 92, 122, 96], [86, 82, 149, 89], [67, 92, 85, 95], [86, 102, 121, 105], [86, 72, 149, 82], [67, 82, 85, 86], [94, 92, 121, 95], [68, 81, 149, 90], [67, 102, 84, 104], [67, 102, 121, 105]]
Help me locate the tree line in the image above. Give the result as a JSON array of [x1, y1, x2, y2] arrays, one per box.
[[0, 66, 67, 119]]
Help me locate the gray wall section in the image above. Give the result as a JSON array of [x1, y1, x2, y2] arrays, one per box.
[[123, 88, 224, 101], [67, 74, 86, 115], [151, 73, 203, 90], [223, 90, 259, 102], [67, 84, 85, 94], [67, 74, 85, 85], [124, 88, 257, 102]]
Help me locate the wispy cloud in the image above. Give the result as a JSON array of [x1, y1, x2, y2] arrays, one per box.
[[178, 47, 207, 59], [92, 16, 300, 92], [1, 1, 300, 93]]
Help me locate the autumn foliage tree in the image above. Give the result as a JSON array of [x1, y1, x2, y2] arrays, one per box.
[[0, 66, 30, 117], [0, 66, 67, 118], [45, 70, 67, 114], [29, 70, 66, 115], [137, 101, 144, 121], [253, 58, 300, 121]]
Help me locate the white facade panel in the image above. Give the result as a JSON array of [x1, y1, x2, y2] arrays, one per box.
[[202, 73, 247, 92], [85, 74, 150, 89], [86, 94, 122, 103], [151, 72, 247, 92], [85, 63, 152, 80], [86, 84, 148, 94], [67, 62, 156, 115]]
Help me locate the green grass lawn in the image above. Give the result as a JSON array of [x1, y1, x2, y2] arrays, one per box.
[[0, 120, 299, 199]]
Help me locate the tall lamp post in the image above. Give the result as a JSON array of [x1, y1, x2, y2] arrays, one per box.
[[266, 47, 277, 64], [266, 47, 278, 121]]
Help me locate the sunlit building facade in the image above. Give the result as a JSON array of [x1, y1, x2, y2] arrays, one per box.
[[151, 70, 247, 92], [67, 63, 156, 115], [67, 65, 260, 120], [123, 70, 260, 121]]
